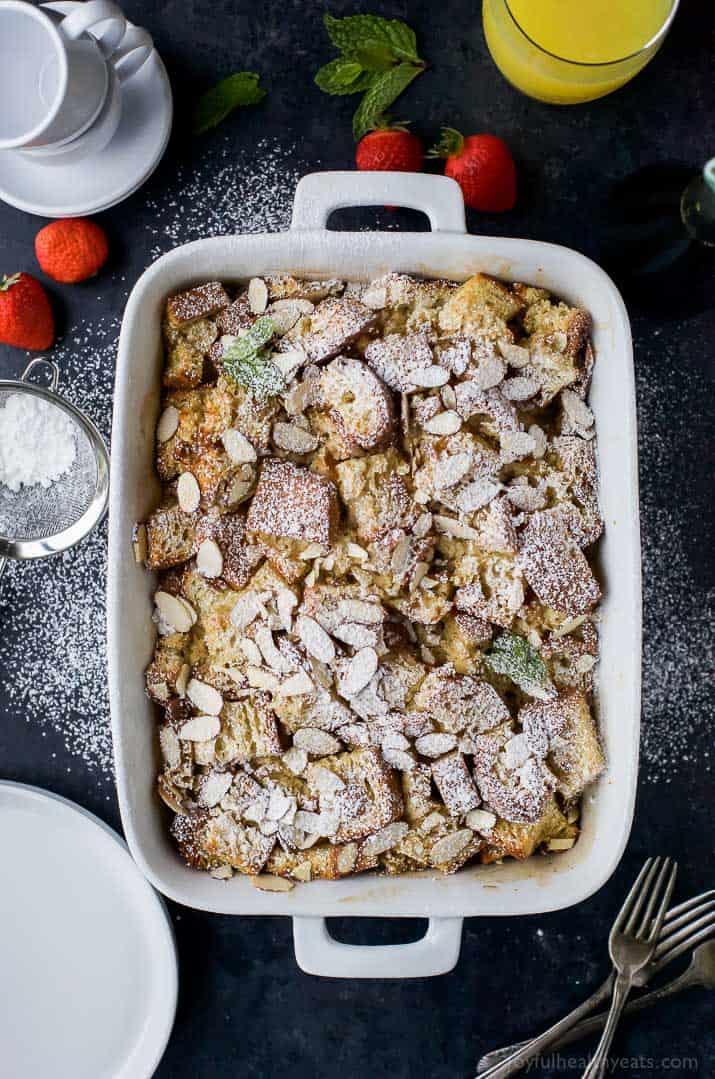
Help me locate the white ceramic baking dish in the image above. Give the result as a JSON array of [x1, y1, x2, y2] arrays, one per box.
[[108, 171, 641, 978]]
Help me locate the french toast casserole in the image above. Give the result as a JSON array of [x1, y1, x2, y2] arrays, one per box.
[[135, 271, 606, 885]]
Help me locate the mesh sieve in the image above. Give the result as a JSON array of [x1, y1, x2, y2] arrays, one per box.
[[0, 360, 109, 583]]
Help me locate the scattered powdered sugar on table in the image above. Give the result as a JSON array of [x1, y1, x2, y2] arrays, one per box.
[[0, 393, 76, 492], [0, 137, 301, 779], [634, 325, 714, 784]]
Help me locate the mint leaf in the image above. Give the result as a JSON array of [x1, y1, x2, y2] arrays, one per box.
[[192, 72, 266, 135], [220, 317, 286, 399], [315, 58, 372, 95], [352, 63, 422, 140], [485, 632, 554, 700], [354, 44, 396, 72], [324, 14, 420, 64]]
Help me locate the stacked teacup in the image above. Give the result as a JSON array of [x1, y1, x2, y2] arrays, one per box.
[[0, 0, 153, 166]]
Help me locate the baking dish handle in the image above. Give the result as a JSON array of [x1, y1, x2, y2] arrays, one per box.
[[292, 916, 463, 978], [290, 171, 467, 233]]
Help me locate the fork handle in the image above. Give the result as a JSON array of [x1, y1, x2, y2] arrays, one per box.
[[478, 968, 696, 1070], [477, 973, 615, 1078], [582, 973, 632, 1079]]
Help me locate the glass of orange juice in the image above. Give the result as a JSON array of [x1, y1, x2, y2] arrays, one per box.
[[482, 0, 680, 105]]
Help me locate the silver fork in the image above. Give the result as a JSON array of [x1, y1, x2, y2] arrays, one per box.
[[477, 890, 715, 1072], [581, 855, 677, 1078]]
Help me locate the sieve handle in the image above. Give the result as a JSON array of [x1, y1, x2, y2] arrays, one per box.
[[21, 359, 60, 392]]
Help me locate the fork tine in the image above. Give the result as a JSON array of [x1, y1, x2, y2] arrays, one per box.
[[659, 899, 715, 942], [664, 889, 715, 924], [656, 921, 715, 973], [655, 909, 715, 960], [613, 857, 654, 936], [644, 859, 678, 942], [635, 857, 672, 938], [622, 857, 659, 935]]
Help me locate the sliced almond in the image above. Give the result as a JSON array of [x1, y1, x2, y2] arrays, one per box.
[[390, 534, 412, 580], [433, 452, 473, 490], [410, 365, 450, 388], [159, 725, 181, 769], [361, 821, 409, 857], [433, 515, 480, 540], [332, 623, 377, 649], [547, 837, 576, 851], [335, 599, 383, 625], [276, 588, 298, 632], [294, 808, 340, 837], [501, 376, 539, 402], [247, 666, 281, 692], [456, 478, 501, 514], [157, 405, 179, 443], [424, 410, 462, 436], [361, 284, 387, 310], [414, 732, 457, 758], [429, 829, 473, 865], [296, 615, 335, 663], [221, 428, 257, 464], [178, 715, 221, 741], [249, 874, 295, 892], [337, 843, 358, 874], [187, 678, 223, 715], [177, 471, 200, 513], [196, 538, 224, 579], [561, 389, 595, 430], [528, 423, 547, 459], [299, 542, 325, 560], [293, 728, 341, 756], [248, 277, 268, 314], [157, 778, 185, 814], [465, 808, 497, 834], [155, 591, 193, 633], [254, 626, 290, 673], [277, 669, 315, 697], [271, 349, 306, 379], [175, 662, 190, 698], [283, 747, 308, 774], [272, 421, 319, 454], [230, 592, 261, 631], [382, 747, 416, 772], [225, 475, 254, 507], [269, 299, 314, 335], [132, 523, 147, 564], [340, 647, 378, 697], [240, 639, 263, 666], [346, 542, 369, 561], [198, 771, 234, 808], [497, 340, 530, 368], [414, 512, 433, 539]]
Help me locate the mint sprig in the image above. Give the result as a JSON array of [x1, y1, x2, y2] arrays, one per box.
[[316, 14, 426, 140], [220, 317, 286, 399], [192, 72, 266, 135], [485, 632, 555, 701]]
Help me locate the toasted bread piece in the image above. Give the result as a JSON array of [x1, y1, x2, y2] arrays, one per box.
[[146, 632, 190, 702], [167, 282, 231, 327], [265, 275, 345, 303], [480, 796, 575, 862], [548, 436, 603, 547], [413, 668, 511, 735], [309, 747, 403, 843], [521, 690, 605, 799], [438, 274, 523, 337], [170, 811, 221, 870], [431, 751, 481, 816], [247, 458, 340, 547], [364, 332, 434, 392], [380, 810, 481, 874], [335, 450, 418, 544], [163, 335, 205, 390], [194, 509, 254, 590], [201, 810, 276, 874], [314, 356, 395, 454], [146, 502, 197, 570], [301, 296, 377, 363], [215, 294, 254, 336], [221, 695, 282, 762], [266, 841, 366, 881], [518, 509, 601, 616]]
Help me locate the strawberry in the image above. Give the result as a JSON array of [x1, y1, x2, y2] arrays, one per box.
[[0, 273, 54, 351], [35, 217, 109, 284], [356, 123, 423, 173], [430, 129, 517, 212]]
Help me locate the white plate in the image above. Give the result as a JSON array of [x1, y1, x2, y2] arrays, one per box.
[[0, 47, 172, 217], [0, 781, 177, 1078]]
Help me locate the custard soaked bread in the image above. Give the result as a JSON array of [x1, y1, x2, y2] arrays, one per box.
[[138, 272, 605, 884]]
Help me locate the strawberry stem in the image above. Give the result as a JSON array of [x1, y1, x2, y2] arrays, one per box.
[[0, 273, 21, 292], [427, 127, 464, 160]]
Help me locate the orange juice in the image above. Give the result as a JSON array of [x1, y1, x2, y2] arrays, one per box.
[[483, 0, 677, 104]]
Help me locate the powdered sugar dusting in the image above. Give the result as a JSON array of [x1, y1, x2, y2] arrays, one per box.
[[636, 326, 714, 784], [0, 136, 300, 778]]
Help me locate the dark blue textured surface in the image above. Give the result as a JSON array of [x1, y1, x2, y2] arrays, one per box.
[[0, 3, 713, 1076]]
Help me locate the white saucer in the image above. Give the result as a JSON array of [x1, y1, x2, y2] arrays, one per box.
[[0, 781, 177, 1079], [0, 48, 172, 217]]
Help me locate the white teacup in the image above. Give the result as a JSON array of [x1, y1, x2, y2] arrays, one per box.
[[0, 0, 128, 151]]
